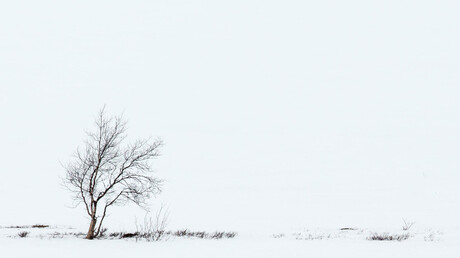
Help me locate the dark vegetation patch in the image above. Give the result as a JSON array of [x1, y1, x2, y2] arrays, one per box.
[[2, 226, 236, 241], [104, 230, 237, 240], [121, 232, 140, 238], [47, 232, 86, 239], [32, 224, 49, 228], [5, 225, 29, 229], [5, 224, 49, 229], [18, 231, 29, 238], [367, 232, 410, 241]]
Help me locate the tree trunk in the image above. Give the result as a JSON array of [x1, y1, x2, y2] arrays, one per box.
[[86, 217, 97, 239]]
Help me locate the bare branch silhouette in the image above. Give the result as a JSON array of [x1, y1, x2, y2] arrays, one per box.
[[64, 107, 163, 239]]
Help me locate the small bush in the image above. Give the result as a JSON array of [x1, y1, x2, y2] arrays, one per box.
[[49, 232, 64, 239], [193, 231, 207, 238], [367, 232, 410, 241], [32, 224, 49, 228], [210, 232, 224, 239], [109, 232, 121, 238], [98, 228, 108, 238], [47, 232, 85, 239], [7, 225, 27, 229], [424, 232, 440, 241], [402, 219, 415, 231], [121, 232, 140, 238], [18, 231, 29, 238], [225, 232, 237, 238], [133, 207, 170, 241], [273, 233, 285, 238], [174, 229, 189, 237], [296, 233, 332, 240]]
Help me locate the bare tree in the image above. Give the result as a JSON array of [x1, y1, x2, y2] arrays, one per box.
[[64, 107, 163, 239]]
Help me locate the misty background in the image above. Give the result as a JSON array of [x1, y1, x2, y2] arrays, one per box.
[[1, 1, 459, 233]]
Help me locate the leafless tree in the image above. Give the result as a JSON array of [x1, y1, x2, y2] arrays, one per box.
[[64, 107, 163, 239]]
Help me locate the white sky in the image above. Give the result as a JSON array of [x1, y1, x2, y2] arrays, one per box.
[[1, 0, 459, 233]]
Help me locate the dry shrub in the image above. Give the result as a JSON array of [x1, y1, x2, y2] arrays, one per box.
[[367, 232, 410, 241]]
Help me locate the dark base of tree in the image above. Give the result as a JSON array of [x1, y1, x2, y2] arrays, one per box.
[[86, 219, 97, 239]]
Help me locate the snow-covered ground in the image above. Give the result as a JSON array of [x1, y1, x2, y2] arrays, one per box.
[[1, 226, 459, 257]]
